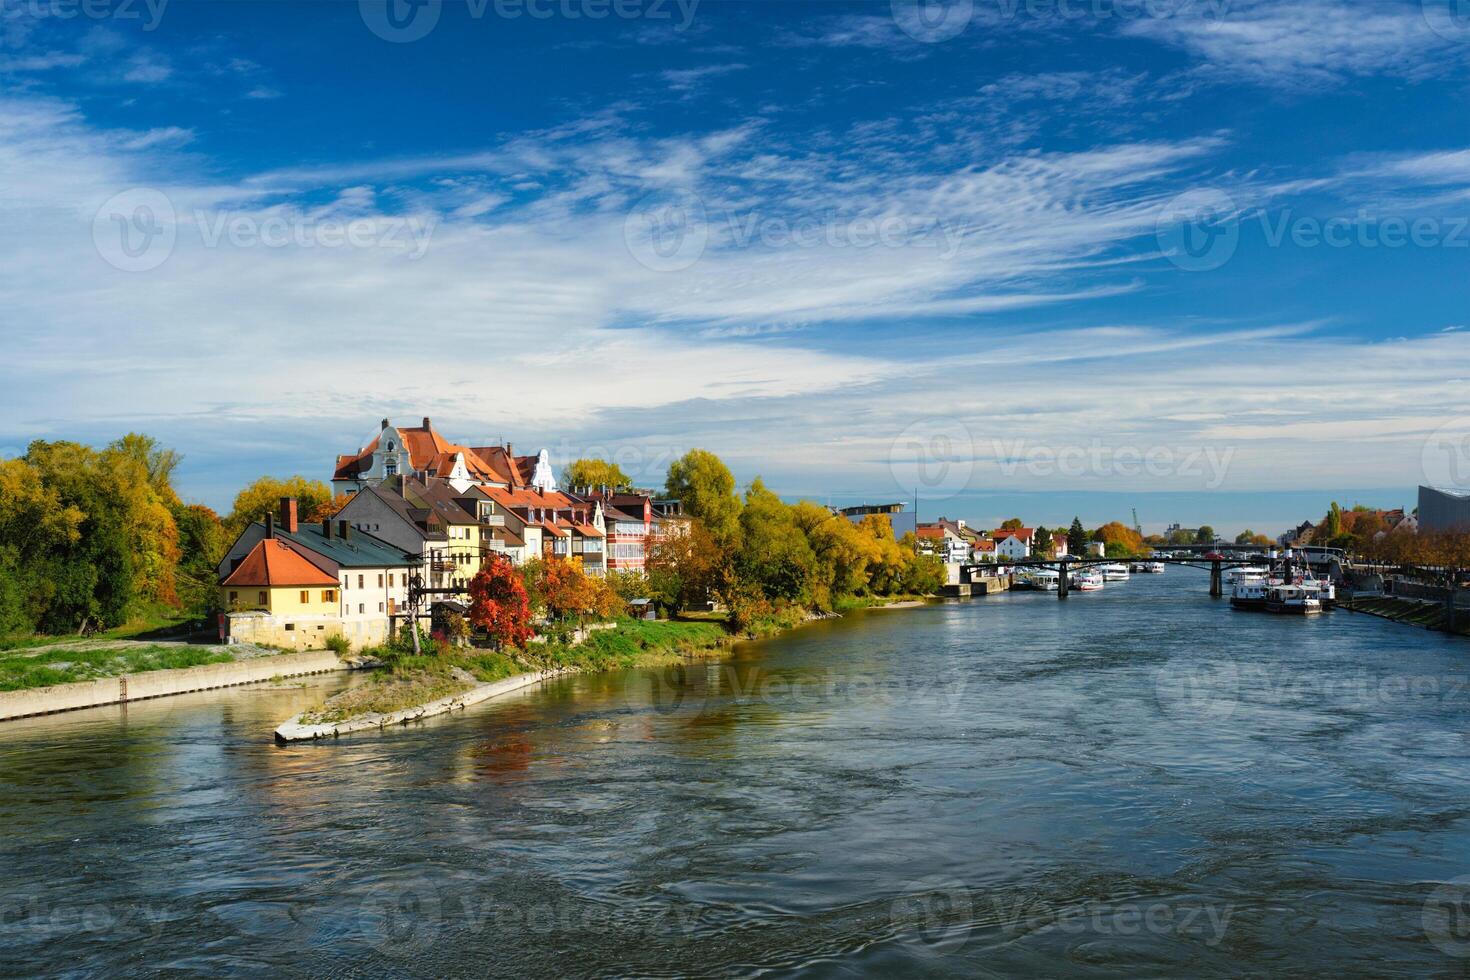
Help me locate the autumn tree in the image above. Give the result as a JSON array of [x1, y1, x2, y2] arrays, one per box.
[[1093, 521, 1146, 557], [226, 475, 333, 536], [304, 492, 356, 523], [467, 555, 534, 649], [792, 501, 880, 609], [735, 479, 817, 605], [647, 519, 722, 613], [1000, 517, 1025, 530], [563, 458, 632, 491], [665, 449, 742, 550]]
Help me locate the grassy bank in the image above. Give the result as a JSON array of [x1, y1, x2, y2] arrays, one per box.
[[0, 603, 199, 652], [0, 644, 235, 692], [298, 619, 731, 726], [1344, 596, 1465, 633]]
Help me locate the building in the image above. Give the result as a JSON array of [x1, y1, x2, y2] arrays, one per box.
[[1087, 541, 1107, 557], [971, 538, 997, 563], [1419, 486, 1470, 532], [333, 417, 559, 497], [1279, 520, 1315, 548], [992, 528, 1034, 560], [219, 538, 342, 649], [1051, 532, 1070, 558], [218, 498, 417, 648], [916, 522, 971, 563]]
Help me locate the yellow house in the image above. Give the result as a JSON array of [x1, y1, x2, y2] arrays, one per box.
[[221, 538, 339, 616]]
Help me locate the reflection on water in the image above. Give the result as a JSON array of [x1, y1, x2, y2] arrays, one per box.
[[4, 571, 1470, 976]]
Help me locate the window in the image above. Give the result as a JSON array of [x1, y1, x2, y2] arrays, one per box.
[[378, 602, 384, 612], [285, 623, 295, 631], [258, 591, 268, 605], [388, 574, 394, 587], [377, 573, 384, 587], [300, 590, 309, 603], [358, 574, 364, 589], [358, 603, 365, 614], [323, 589, 336, 603], [229, 590, 238, 604], [385, 459, 398, 476]]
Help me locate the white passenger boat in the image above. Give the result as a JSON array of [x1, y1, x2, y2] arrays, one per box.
[[1100, 563, 1130, 582], [1130, 561, 1166, 574], [1230, 573, 1270, 610], [1071, 570, 1105, 591], [1224, 565, 1271, 584], [1030, 568, 1061, 592]]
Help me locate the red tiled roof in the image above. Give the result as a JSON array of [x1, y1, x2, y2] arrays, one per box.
[[993, 528, 1035, 541], [972, 539, 996, 552], [915, 526, 945, 539], [334, 421, 515, 486], [221, 539, 339, 588]]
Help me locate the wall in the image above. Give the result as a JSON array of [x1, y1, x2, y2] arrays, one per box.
[[226, 611, 345, 650], [0, 649, 343, 722]]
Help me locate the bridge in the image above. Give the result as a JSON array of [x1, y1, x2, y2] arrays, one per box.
[[960, 555, 1271, 599]]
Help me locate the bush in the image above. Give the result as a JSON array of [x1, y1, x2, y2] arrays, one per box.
[[324, 633, 351, 655]]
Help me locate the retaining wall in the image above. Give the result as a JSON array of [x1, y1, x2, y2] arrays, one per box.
[[0, 650, 346, 722]]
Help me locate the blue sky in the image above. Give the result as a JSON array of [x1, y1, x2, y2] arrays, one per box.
[[2, 0, 1467, 534]]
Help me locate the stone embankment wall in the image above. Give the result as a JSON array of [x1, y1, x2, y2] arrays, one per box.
[[0, 650, 345, 722]]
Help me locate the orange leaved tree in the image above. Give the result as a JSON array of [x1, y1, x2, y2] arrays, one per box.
[[467, 554, 534, 649]]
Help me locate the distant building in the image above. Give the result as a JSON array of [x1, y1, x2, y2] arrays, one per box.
[[1051, 532, 1070, 558], [993, 528, 1034, 560], [1087, 541, 1106, 557], [1420, 486, 1470, 532]]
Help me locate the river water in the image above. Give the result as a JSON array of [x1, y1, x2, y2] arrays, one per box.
[[4, 569, 1470, 977]]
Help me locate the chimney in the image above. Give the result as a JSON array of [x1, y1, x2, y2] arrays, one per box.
[[322, 519, 333, 539], [422, 417, 431, 429], [338, 520, 351, 541], [265, 512, 275, 539], [505, 442, 512, 456], [280, 497, 298, 534], [381, 418, 390, 430]]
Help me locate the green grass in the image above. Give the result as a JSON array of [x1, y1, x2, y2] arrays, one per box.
[[0, 603, 200, 652], [521, 619, 730, 671], [0, 644, 235, 692]]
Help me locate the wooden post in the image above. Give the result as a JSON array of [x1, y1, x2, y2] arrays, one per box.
[[1210, 560, 1223, 598]]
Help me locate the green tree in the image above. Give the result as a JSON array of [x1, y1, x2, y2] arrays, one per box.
[[792, 502, 880, 608], [562, 458, 632, 491], [1000, 517, 1025, 530], [665, 449, 742, 550], [173, 504, 227, 616], [1067, 517, 1088, 556], [1194, 525, 1217, 544], [735, 479, 816, 605], [0, 458, 85, 635]]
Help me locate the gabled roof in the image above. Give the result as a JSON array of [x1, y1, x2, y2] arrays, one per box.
[[221, 539, 338, 588], [335, 419, 513, 486], [394, 475, 480, 526], [993, 528, 1035, 541], [279, 522, 418, 569], [972, 539, 997, 552]]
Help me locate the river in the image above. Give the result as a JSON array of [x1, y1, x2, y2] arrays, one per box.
[[4, 568, 1470, 977]]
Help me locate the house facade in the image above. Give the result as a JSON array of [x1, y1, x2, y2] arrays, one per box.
[[217, 498, 417, 649], [993, 528, 1034, 560]]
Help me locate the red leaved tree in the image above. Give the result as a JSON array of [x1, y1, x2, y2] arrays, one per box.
[[467, 555, 534, 649]]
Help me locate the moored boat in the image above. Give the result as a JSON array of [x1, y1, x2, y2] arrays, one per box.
[[1230, 573, 1269, 610], [1100, 563, 1130, 582], [1265, 584, 1322, 615], [1071, 570, 1105, 591]]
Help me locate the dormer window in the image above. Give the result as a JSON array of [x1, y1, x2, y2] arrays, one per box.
[[385, 459, 398, 476]]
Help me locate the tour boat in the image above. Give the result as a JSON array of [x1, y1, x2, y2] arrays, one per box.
[[1030, 568, 1061, 592], [1071, 570, 1105, 591], [1224, 565, 1271, 584], [1130, 561, 1165, 574], [1230, 573, 1270, 610], [1100, 563, 1130, 582], [1265, 584, 1322, 615]]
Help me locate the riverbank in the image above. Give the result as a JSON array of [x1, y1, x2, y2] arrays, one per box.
[[1342, 594, 1470, 635], [275, 618, 733, 740]]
